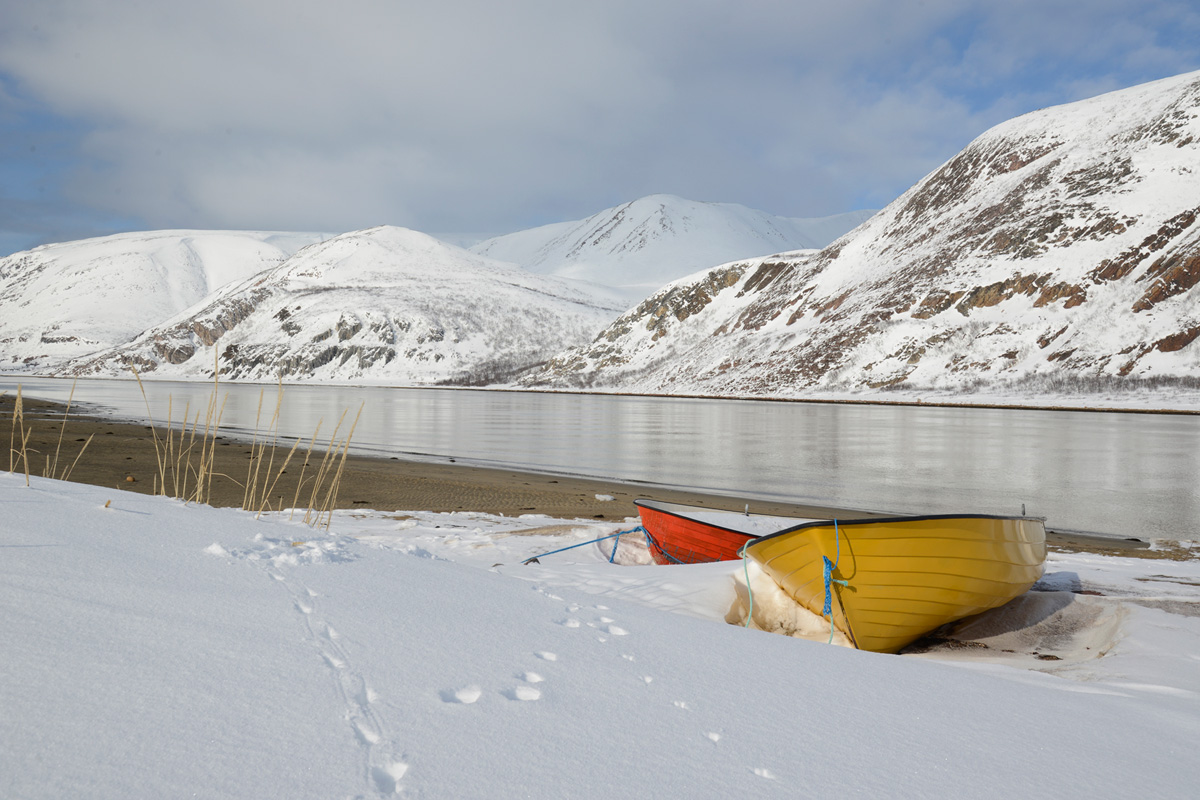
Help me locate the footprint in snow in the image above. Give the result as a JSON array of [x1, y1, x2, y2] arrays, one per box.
[[352, 717, 381, 745], [371, 762, 409, 795], [520, 672, 545, 683], [441, 685, 483, 704], [753, 767, 777, 780], [504, 686, 542, 701], [535, 651, 558, 661], [706, 732, 721, 743], [559, 618, 581, 628]]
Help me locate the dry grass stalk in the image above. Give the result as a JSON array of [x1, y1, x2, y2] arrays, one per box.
[[288, 421, 323, 521], [47, 379, 78, 479], [255, 436, 304, 519], [131, 367, 168, 494], [313, 402, 364, 531], [242, 388, 267, 512], [8, 385, 22, 474], [61, 432, 95, 481], [6, 385, 34, 486], [303, 409, 348, 526], [251, 377, 286, 513]]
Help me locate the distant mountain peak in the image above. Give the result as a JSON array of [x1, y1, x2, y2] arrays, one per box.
[[472, 195, 873, 298]]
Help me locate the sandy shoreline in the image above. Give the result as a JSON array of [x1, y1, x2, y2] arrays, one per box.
[[2, 393, 1167, 557]]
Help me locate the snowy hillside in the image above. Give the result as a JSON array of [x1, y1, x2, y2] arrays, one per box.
[[63, 226, 626, 385], [472, 194, 874, 299], [525, 71, 1200, 401], [0, 230, 324, 369]]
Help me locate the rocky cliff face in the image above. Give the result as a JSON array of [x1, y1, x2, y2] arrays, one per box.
[[524, 70, 1200, 399], [62, 227, 625, 385]]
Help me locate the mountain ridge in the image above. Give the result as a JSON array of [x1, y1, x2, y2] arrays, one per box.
[[522, 70, 1200, 401], [59, 226, 626, 385]]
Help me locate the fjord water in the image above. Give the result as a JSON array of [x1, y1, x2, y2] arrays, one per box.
[[4, 377, 1197, 541]]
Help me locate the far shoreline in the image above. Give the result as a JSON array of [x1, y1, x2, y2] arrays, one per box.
[[5, 371, 1199, 416], [4, 391, 1184, 560]]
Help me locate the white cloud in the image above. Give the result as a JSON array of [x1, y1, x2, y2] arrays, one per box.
[[1, 0, 1198, 240]]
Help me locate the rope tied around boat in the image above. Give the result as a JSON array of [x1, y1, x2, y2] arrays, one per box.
[[641, 529, 688, 564], [739, 542, 755, 628], [822, 519, 850, 644], [522, 526, 646, 565]]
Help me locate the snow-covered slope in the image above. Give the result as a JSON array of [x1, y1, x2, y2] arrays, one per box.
[[5, 472, 1200, 798], [525, 71, 1200, 400], [64, 226, 626, 385], [0, 230, 325, 369], [471, 194, 874, 299]]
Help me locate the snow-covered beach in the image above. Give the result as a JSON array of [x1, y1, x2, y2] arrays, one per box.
[[3, 471, 1198, 798]]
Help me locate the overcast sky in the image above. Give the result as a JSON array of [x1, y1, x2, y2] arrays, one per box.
[[2, 0, 1199, 256]]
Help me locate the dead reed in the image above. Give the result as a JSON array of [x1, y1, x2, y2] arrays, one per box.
[[129, 359, 360, 529], [4, 365, 363, 531], [4, 382, 93, 487]]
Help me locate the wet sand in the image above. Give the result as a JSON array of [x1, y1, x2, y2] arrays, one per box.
[[2, 394, 1163, 556]]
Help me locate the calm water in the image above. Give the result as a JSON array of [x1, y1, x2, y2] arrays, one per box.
[[4, 376, 1198, 541]]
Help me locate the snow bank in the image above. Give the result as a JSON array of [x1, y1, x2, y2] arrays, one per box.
[[3, 474, 1199, 798]]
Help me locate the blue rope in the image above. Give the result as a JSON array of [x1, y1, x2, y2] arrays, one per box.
[[641, 529, 688, 564], [739, 542, 754, 628], [822, 519, 849, 644], [523, 526, 645, 565], [609, 525, 646, 562]]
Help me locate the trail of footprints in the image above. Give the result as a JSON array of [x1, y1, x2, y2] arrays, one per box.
[[539, 592, 777, 783], [220, 535, 409, 797], [282, 575, 411, 796], [226, 541, 778, 791]]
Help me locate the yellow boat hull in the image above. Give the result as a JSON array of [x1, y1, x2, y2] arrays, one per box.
[[744, 515, 1047, 654]]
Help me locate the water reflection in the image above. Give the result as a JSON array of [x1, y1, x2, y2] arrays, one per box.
[[3, 376, 1197, 540]]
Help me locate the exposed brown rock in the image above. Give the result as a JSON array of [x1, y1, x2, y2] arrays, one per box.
[[1133, 250, 1200, 311], [912, 290, 965, 319], [1037, 326, 1068, 349], [1046, 348, 1076, 362], [1093, 207, 1199, 285], [738, 261, 793, 296], [1033, 282, 1087, 309], [1154, 325, 1200, 353]]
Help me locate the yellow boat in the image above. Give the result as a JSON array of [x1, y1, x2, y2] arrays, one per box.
[[743, 514, 1046, 654]]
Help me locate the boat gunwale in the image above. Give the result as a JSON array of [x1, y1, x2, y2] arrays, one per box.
[[633, 498, 771, 541], [748, 512, 1048, 547]]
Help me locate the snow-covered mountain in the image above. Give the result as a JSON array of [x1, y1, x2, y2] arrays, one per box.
[[62, 226, 626, 385], [471, 195, 874, 299], [0, 230, 325, 370], [524, 71, 1200, 401]]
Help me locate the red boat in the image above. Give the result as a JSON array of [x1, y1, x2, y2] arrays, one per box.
[[634, 499, 820, 565]]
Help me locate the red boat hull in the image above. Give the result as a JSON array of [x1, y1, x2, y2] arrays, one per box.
[[636, 501, 757, 564]]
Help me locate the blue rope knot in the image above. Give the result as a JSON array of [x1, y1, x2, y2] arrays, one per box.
[[822, 555, 849, 617], [822, 520, 850, 644], [609, 525, 646, 562]]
